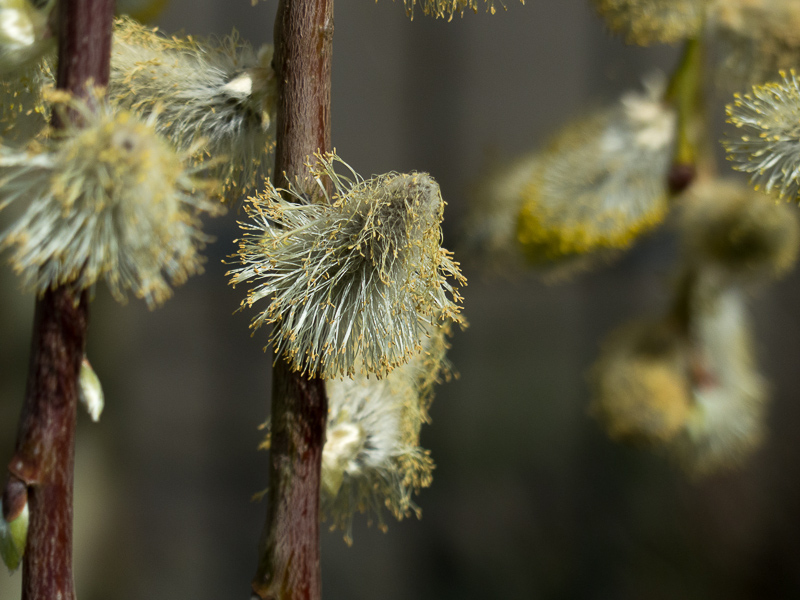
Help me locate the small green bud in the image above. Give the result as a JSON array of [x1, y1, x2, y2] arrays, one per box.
[[0, 498, 29, 573]]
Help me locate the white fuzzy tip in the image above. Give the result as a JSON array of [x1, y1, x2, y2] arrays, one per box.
[[321, 422, 366, 497], [0, 7, 34, 47], [79, 357, 104, 422], [222, 73, 253, 97]]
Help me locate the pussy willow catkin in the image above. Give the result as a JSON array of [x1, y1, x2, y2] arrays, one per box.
[[107, 17, 277, 200], [229, 152, 465, 379], [0, 92, 221, 307]]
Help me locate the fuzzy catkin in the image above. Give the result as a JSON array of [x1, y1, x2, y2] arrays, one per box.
[[322, 372, 432, 542], [680, 179, 800, 281], [107, 17, 277, 200], [709, 0, 800, 90], [229, 152, 465, 380], [671, 287, 767, 475], [725, 70, 800, 202], [591, 320, 692, 445], [515, 77, 675, 268], [0, 94, 220, 307], [321, 321, 454, 544], [590, 286, 768, 474]]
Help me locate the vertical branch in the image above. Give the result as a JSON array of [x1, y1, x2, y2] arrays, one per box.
[[251, 1, 334, 600], [1, 1, 114, 599], [11, 290, 88, 600]]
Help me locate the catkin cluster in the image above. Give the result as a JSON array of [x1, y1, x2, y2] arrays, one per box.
[[593, 0, 800, 92], [591, 179, 799, 474], [0, 93, 220, 307], [229, 152, 465, 380], [1, 17, 278, 197]]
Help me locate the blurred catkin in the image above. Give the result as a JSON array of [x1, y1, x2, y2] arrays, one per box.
[[0, 0, 55, 77], [591, 0, 708, 45], [709, 0, 800, 90], [591, 320, 692, 445], [514, 78, 675, 268], [0, 93, 221, 307], [680, 179, 800, 282]]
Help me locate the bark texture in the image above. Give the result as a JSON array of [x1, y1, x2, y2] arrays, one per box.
[[251, 1, 334, 599]]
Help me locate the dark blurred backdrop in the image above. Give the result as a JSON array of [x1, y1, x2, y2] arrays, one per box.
[[3, 1, 800, 599]]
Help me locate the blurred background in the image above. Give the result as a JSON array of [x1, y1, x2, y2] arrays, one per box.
[[3, 1, 800, 598]]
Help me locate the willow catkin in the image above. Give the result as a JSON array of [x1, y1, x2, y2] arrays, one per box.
[[229, 152, 465, 379], [0, 93, 221, 307]]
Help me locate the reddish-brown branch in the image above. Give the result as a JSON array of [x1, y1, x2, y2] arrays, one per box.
[[13, 289, 89, 600], [2, 1, 113, 599], [53, 0, 114, 102], [251, 1, 333, 599]]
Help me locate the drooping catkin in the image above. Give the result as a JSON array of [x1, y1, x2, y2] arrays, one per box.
[[590, 173, 796, 474], [670, 286, 767, 475], [0, 92, 221, 307], [590, 285, 768, 474], [680, 179, 800, 282], [321, 320, 455, 544], [229, 152, 465, 379]]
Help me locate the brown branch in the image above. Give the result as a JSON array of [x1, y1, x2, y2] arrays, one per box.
[[12, 289, 89, 600], [2, 2, 114, 599], [251, 1, 334, 599]]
